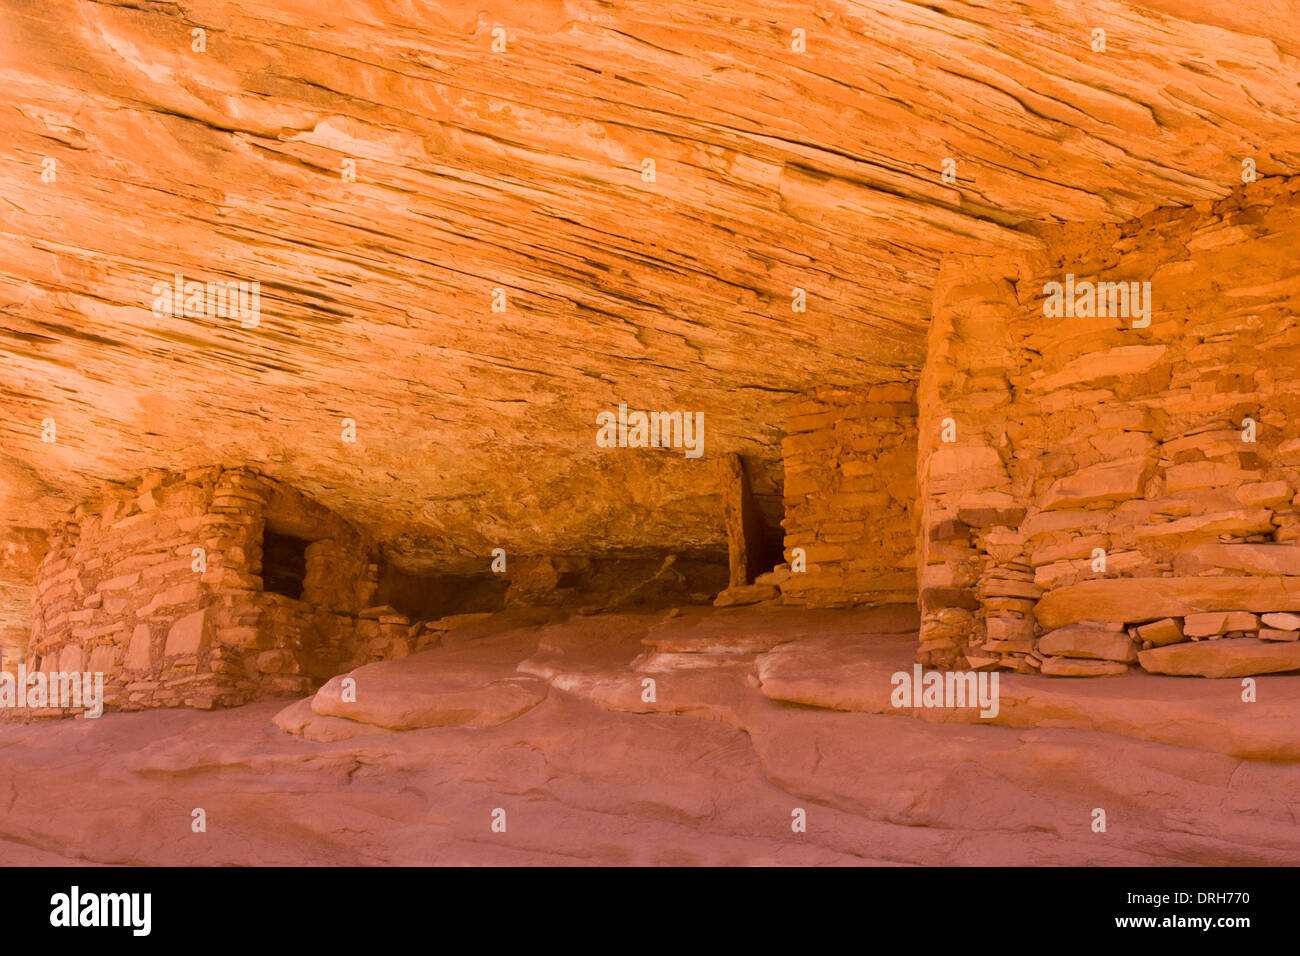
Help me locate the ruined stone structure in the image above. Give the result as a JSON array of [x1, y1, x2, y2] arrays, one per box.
[[28, 467, 381, 709], [5, 0, 1300, 723], [20, 178, 1300, 706], [22, 464, 753, 710], [26, 172, 1300, 707], [778, 385, 917, 608], [914, 177, 1300, 675]]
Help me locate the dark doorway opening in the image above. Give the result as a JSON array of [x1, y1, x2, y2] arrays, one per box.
[[742, 455, 787, 579], [262, 529, 309, 600]]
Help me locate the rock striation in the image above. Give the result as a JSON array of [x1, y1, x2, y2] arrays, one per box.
[[6, 2, 1300, 704], [6, 0, 1300, 593]]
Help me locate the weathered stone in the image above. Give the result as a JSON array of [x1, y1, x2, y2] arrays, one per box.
[[1183, 611, 1258, 638], [15, 466, 389, 710], [928, 446, 1003, 480], [125, 624, 153, 671], [1039, 657, 1129, 677], [164, 610, 211, 657], [983, 597, 1037, 615], [1236, 481, 1293, 509], [1040, 458, 1152, 511], [216, 626, 260, 647], [754, 566, 792, 588], [984, 615, 1035, 643], [1277, 438, 1300, 465], [88, 644, 115, 672], [1166, 461, 1261, 493], [255, 649, 295, 674], [57, 644, 83, 672], [1038, 624, 1138, 662], [958, 504, 1027, 528], [1036, 577, 1300, 630], [1030, 534, 1108, 567], [1027, 346, 1167, 393], [1262, 612, 1300, 631], [1138, 639, 1300, 678], [929, 519, 971, 543], [98, 572, 142, 592], [980, 578, 1044, 600], [1187, 544, 1300, 577], [7, 15, 1300, 720], [424, 612, 495, 633], [713, 584, 779, 607], [982, 639, 1036, 654], [922, 588, 979, 612], [1136, 510, 1275, 546], [312, 658, 547, 731], [982, 529, 1027, 563], [1134, 618, 1184, 647]]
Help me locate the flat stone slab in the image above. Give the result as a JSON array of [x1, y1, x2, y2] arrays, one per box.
[[311, 662, 546, 731], [1035, 576, 1300, 629], [1040, 657, 1130, 677], [1038, 623, 1137, 662], [1183, 611, 1258, 638], [1190, 544, 1300, 577], [275, 605, 1300, 765], [643, 603, 918, 654], [1262, 612, 1300, 630], [517, 606, 1300, 761], [712, 583, 779, 607], [1134, 618, 1184, 646], [284, 611, 555, 734], [755, 632, 1300, 760], [1138, 638, 1300, 678]]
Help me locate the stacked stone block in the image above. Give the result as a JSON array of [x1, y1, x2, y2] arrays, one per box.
[[780, 384, 918, 608], [918, 176, 1300, 675], [26, 466, 381, 711]]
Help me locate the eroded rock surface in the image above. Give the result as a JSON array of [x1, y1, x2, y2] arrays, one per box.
[[4, 1, 1300, 866], [6, 0, 1300, 593], [285, 610, 552, 734], [2, 607, 1297, 865]]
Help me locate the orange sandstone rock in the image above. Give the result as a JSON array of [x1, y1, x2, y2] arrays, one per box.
[[1138, 639, 1300, 678], [1036, 578, 1300, 630]]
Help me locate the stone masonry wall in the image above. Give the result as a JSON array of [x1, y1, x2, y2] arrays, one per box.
[[779, 384, 918, 608], [28, 466, 380, 710], [918, 176, 1300, 675]]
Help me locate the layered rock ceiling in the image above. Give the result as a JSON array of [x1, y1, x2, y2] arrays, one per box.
[[5, 0, 1300, 591]]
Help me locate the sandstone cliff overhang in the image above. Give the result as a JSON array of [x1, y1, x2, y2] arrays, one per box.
[[5, 1, 1300, 575]]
